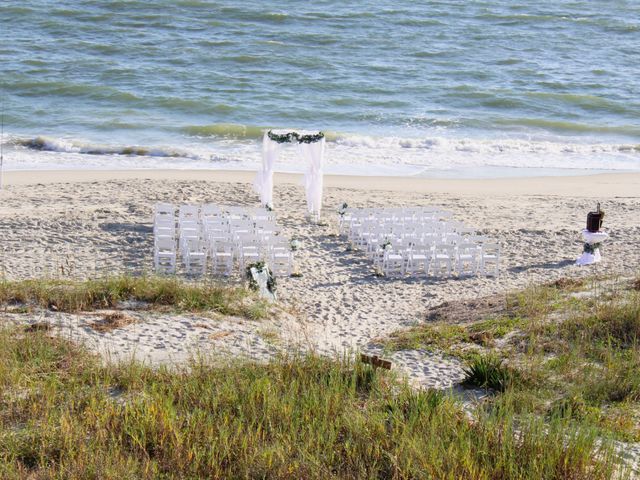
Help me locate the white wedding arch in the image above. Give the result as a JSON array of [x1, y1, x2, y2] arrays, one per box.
[[253, 130, 326, 219]]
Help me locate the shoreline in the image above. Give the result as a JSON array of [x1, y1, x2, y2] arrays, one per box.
[[2, 169, 639, 197]]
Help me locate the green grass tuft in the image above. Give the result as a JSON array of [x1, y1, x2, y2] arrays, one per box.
[[0, 275, 269, 320], [0, 327, 618, 479], [463, 353, 516, 392], [385, 276, 640, 447]]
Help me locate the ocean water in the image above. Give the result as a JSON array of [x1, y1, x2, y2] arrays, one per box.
[[1, 0, 639, 176]]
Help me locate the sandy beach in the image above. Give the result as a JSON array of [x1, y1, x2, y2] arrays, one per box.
[[1, 170, 639, 389]]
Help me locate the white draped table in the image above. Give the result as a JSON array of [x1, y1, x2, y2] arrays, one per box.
[[576, 229, 608, 266]]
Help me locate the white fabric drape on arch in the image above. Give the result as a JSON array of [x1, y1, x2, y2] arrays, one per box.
[[253, 131, 326, 218], [298, 138, 325, 217], [253, 132, 281, 208]]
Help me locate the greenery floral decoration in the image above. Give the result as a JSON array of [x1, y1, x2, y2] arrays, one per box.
[[290, 239, 301, 251], [267, 130, 324, 144], [338, 202, 349, 217], [583, 242, 602, 254], [246, 261, 277, 294]]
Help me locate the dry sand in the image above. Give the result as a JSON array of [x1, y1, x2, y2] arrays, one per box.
[[1, 169, 639, 391]]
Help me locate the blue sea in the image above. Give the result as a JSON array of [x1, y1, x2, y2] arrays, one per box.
[[1, 0, 639, 176]]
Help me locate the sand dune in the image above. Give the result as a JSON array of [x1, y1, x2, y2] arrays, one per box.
[[1, 170, 639, 389]]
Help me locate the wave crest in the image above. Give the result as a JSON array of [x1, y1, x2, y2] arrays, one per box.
[[14, 136, 201, 159]]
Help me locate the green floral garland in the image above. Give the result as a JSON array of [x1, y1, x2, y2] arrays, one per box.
[[246, 261, 277, 294], [583, 242, 601, 254], [267, 130, 324, 144]]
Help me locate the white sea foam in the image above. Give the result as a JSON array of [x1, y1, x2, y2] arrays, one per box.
[[3, 132, 639, 177], [13, 136, 206, 160]]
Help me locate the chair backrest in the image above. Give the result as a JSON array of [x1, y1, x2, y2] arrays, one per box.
[[458, 242, 478, 255], [214, 240, 235, 253], [180, 226, 200, 237], [154, 227, 175, 238], [238, 233, 261, 247], [179, 205, 199, 222], [457, 226, 476, 236], [434, 243, 455, 255], [154, 217, 175, 230], [155, 237, 175, 251], [184, 237, 206, 253], [201, 203, 222, 219], [155, 203, 175, 216], [469, 235, 487, 244], [482, 243, 500, 256], [443, 233, 461, 245]]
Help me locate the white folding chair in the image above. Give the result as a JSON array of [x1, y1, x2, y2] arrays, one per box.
[[201, 203, 221, 220], [406, 245, 432, 277], [270, 250, 293, 277], [457, 242, 479, 276], [382, 248, 405, 277], [211, 241, 235, 277], [432, 243, 454, 277], [237, 235, 262, 271], [480, 243, 500, 277], [154, 237, 177, 274], [154, 203, 175, 217], [179, 205, 200, 225], [184, 240, 208, 276]]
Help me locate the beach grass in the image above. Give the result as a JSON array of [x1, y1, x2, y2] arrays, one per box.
[[0, 325, 618, 479], [0, 275, 269, 320], [384, 276, 640, 448]]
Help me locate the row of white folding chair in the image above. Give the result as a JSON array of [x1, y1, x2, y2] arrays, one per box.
[[381, 242, 499, 277], [203, 216, 279, 233], [381, 245, 451, 278], [178, 204, 276, 225], [372, 235, 480, 271], [345, 207, 447, 217], [353, 217, 467, 234], [154, 209, 177, 256], [359, 228, 479, 257], [204, 223, 280, 247], [154, 205, 177, 273], [343, 208, 451, 223], [348, 218, 465, 244], [343, 214, 448, 233], [210, 237, 292, 277], [154, 203, 286, 276], [207, 232, 292, 276]]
